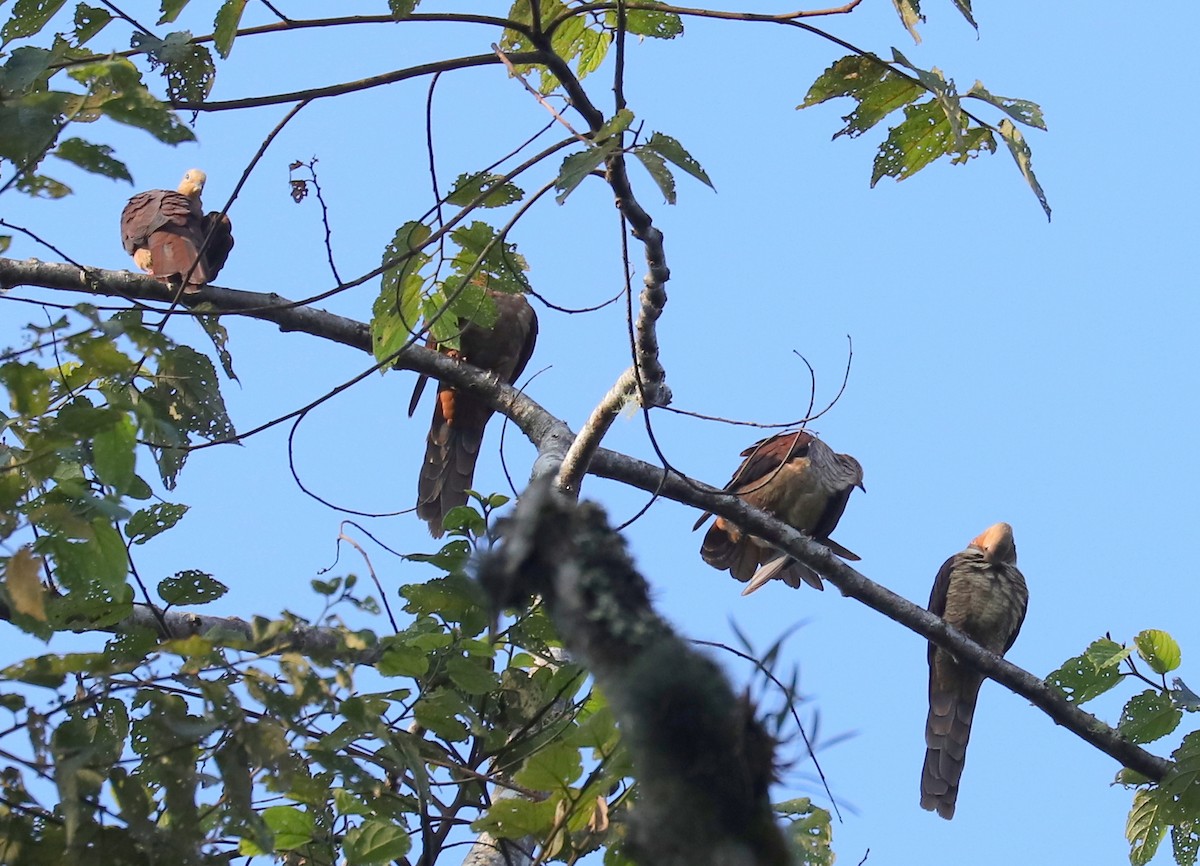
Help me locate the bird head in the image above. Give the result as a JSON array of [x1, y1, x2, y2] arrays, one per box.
[[177, 169, 207, 198], [970, 522, 1016, 564], [833, 452, 866, 492]]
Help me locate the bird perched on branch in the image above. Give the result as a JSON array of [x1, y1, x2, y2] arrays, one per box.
[[120, 168, 234, 292], [921, 521, 1028, 820], [410, 291, 538, 537], [693, 430, 864, 595]]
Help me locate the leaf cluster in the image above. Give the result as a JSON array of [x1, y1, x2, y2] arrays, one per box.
[[1, 306, 235, 636], [1047, 630, 1200, 864]]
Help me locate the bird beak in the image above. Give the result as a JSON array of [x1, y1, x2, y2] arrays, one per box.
[[857, 481, 867, 493]]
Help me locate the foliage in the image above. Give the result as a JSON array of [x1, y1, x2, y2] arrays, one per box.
[[0, 1, 1079, 864], [1047, 630, 1200, 864]]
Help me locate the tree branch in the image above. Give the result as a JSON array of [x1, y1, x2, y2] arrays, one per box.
[[170, 52, 543, 112], [526, 47, 673, 497], [0, 255, 1172, 784], [478, 478, 788, 866]]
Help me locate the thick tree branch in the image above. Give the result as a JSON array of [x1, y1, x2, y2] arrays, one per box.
[[478, 478, 788, 866], [0, 255, 1172, 784]]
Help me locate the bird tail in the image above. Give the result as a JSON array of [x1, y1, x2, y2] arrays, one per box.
[[742, 555, 825, 595], [149, 227, 210, 289], [700, 520, 761, 583], [822, 536, 860, 561], [920, 670, 984, 820], [416, 388, 488, 537]]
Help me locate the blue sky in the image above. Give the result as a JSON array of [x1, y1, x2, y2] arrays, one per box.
[[3, 2, 1198, 863]]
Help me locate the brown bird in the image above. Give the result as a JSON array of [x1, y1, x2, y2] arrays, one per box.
[[410, 291, 538, 537], [120, 169, 234, 291], [921, 522, 1028, 819], [693, 430, 864, 595]]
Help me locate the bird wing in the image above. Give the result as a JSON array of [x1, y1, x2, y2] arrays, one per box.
[[199, 212, 234, 281], [926, 551, 958, 667], [691, 431, 809, 532], [727, 431, 812, 492]]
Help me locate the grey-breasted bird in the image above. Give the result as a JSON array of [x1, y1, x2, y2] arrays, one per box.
[[921, 521, 1028, 819]]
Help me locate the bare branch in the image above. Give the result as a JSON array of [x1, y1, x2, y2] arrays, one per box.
[[171, 52, 543, 112]]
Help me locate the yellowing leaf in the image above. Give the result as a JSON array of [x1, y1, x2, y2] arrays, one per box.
[[5, 547, 47, 621]]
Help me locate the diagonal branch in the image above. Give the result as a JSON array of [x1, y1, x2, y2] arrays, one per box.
[[0, 255, 1173, 784]]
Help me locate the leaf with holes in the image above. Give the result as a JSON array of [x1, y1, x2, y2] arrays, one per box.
[[158, 570, 227, 606]]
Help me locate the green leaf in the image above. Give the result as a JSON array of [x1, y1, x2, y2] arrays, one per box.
[[623, 2, 684, 39], [160, 40, 216, 103], [126, 502, 188, 544], [1, 361, 52, 415], [195, 313, 237, 381], [1135, 629, 1182, 675], [641, 132, 713, 190], [261, 805, 315, 850], [514, 738, 583, 790], [997, 119, 1051, 221], [388, 0, 420, 18], [1174, 822, 1200, 866], [966, 81, 1046, 130], [871, 99, 995, 186], [1, 0, 69, 44], [0, 236, 9, 254], [555, 140, 617, 205], [1117, 690, 1182, 745], [70, 58, 195, 144], [402, 572, 489, 634], [950, 0, 977, 30], [890, 50, 966, 154], [548, 12, 605, 85], [158, 0, 190, 24], [472, 796, 558, 838], [576, 26, 611, 78], [53, 137, 132, 182], [630, 149, 671, 206], [378, 641, 430, 679], [405, 539, 471, 574], [1045, 639, 1124, 704], [777, 798, 834, 866], [448, 220, 530, 296], [344, 819, 412, 865], [73, 4, 112, 46], [1128, 788, 1168, 866], [1085, 638, 1132, 669], [92, 414, 137, 492], [372, 221, 431, 368], [594, 108, 634, 144], [800, 54, 924, 139], [445, 655, 500, 695], [446, 171, 525, 208], [48, 518, 128, 592], [141, 345, 235, 487], [212, 0, 247, 59], [158, 570, 227, 605], [413, 688, 471, 742], [3, 45, 54, 93], [16, 172, 71, 198]]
